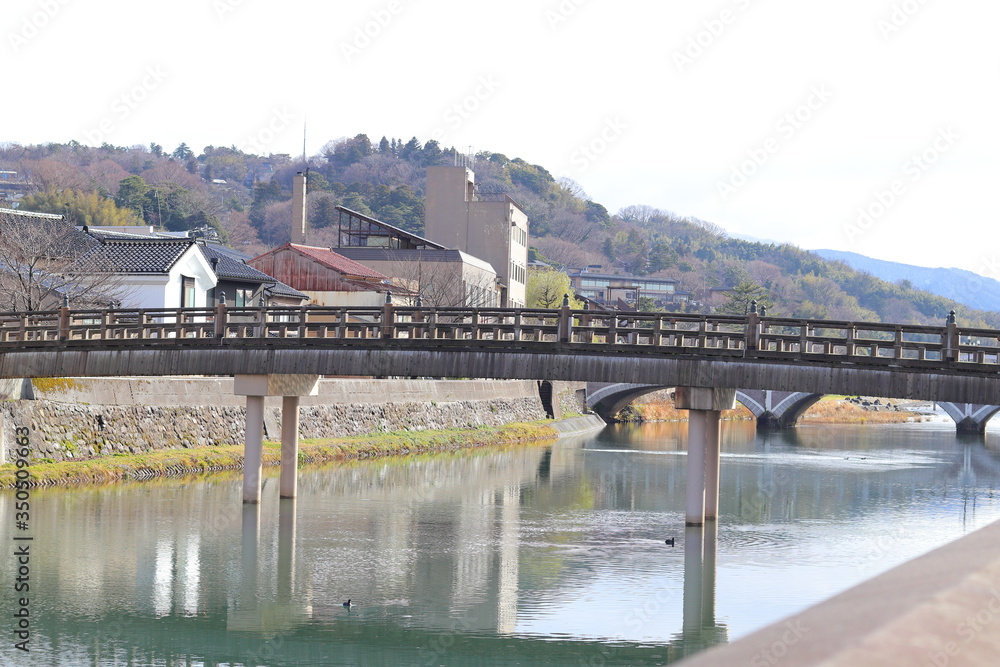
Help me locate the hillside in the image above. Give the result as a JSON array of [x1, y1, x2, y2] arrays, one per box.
[[813, 249, 1000, 314], [1, 137, 998, 329]]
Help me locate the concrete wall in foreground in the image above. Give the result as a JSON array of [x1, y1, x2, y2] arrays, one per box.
[[0, 378, 586, 464]]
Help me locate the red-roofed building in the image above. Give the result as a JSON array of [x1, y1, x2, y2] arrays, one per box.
[[248, 243, 393, 306]]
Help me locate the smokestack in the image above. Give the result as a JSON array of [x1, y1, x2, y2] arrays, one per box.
[[291, 171, 307, 244]]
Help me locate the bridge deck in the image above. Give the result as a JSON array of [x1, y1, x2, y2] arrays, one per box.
[[1, 305, 998, 403]]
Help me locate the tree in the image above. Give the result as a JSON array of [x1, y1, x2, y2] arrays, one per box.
[[718, 280, 773, 315], [0, 212, 129, 310], [172, 143, 193, 160], [381, 253, 498, 308], [637, 296, 658, 312], [20, 189, 141, 227], [115, 175, 149, 216], [526, 267, 582, 309]]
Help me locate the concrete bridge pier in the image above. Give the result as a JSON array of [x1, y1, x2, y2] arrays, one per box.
[[676, 387, 736, 526], [938, 402, 1000, 435], [235, 375, 320, 503]]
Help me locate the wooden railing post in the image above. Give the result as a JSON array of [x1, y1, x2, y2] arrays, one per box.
[[944, 310, 959, 362], [58, 295, 70, 341], [411, 295, 424, 339], [745, 300, 760, 351], [215, 295, 227, 338], [557, 295, 572, 343], [382, 291, 394, 339]]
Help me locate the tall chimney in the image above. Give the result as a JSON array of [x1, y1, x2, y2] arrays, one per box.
[[291, 171, 307, 244]]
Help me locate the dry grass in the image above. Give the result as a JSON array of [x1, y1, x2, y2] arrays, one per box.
[[799, 400, 923, 424], [0, 422, 559, 489], [625, 392, 922, 426], [626, 392, 754, 422]]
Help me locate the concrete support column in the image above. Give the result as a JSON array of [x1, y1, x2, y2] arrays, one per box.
[[686, 410, 708, 526], [704, 411, 722, 520], [280, 395, 301, 499], [235, 374, 319, 506], [243, 395, 265, 504], [676, 387, 735, 527]]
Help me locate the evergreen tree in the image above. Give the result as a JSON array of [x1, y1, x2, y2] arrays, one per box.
[[172, 143, 193, 160], [718, 280, 773, 315]]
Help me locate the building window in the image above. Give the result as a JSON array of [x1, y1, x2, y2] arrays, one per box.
[[181, 276, 196, 307], [235, 288, 254, 307]]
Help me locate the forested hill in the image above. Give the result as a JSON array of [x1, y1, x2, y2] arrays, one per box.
[[813, 249, 1000, 314], [2, 136, 997, 328]]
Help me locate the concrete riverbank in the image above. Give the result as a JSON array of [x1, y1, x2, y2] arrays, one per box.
[[679, 518, 1000, 666], [0, 377, 602, 487], [0, 377, 587, 464]]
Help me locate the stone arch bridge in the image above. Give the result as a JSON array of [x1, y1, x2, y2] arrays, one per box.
[[586, 383, 1000, 434]]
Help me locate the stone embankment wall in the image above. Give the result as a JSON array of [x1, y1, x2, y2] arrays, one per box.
[[0, 378, 588, 464]]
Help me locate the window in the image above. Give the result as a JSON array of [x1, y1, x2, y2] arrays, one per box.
[[181, 276, 196, 307], [235, 289, 254, 307]]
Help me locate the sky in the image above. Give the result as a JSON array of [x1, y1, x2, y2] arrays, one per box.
[[6, 0, 998, 275]]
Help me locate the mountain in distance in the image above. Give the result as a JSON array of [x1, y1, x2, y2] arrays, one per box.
[[812, 249, 1000, 314]]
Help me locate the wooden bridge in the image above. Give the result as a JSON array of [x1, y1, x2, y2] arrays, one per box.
[[1, 302, 998, 395], [4, 301, 1000, 523]]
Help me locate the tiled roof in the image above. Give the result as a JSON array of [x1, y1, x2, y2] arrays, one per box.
[[0, 214, 99, 257], [267, 280, 309, 300], [281, 243, 388, 281], [94, 239, 195, 273], [201, 244, 275, 283]]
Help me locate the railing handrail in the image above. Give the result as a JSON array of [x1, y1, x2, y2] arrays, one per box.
[[0, 305, 995, 370]]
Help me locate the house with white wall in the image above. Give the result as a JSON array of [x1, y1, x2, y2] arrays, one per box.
[[80, 236, 217, 308]]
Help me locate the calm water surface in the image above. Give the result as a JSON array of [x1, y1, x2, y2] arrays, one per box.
[[4, 420, 1000, 666]]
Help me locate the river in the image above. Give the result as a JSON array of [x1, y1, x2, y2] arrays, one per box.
[[3, 419, 1000, 666]]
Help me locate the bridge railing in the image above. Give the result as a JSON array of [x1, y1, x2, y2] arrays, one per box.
[[568, 311, 748, 349], [3, 304, 1000, 369]]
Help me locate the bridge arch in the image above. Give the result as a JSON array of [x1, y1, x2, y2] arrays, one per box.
[[587, 383, 822, 430], [937, 403, 1000, 434], [588, 384, 1000, 435]]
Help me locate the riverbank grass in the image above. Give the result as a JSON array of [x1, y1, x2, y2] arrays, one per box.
[[0, 422, 558, 489]]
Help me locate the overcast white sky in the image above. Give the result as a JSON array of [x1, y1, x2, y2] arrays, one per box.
[[6, 0, 998, 274]]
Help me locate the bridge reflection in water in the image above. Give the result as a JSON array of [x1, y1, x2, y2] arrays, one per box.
[[9, 420, 1000, 665], [229, 498, 729, 664]]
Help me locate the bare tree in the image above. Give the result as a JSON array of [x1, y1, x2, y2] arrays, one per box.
[[377, 251, 498, 308], [0, 211, 129, 310]]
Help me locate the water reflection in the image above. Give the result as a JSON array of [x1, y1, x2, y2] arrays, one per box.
[[677, 523, 728, 659], [5, 423, 1000, 665]]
